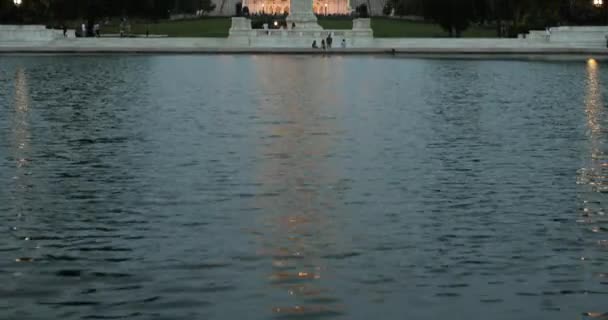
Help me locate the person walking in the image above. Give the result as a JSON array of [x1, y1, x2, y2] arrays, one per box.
[[312, 40, 318, 48], [321, 39, 326, 50], [341, 38, 346, 48], [326, 33, 333, 49], [62, 25, 67, 37]]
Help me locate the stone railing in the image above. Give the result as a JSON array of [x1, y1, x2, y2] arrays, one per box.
[[253, 29, 352, 37], [229, 17, 372, 38], [0, 25, 64, 42], [548, 26, 608, 46], [525, 26, 608, 47], [228, 16, 373, 47]]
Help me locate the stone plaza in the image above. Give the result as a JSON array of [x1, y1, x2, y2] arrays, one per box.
[[1, 0, 607, 54]]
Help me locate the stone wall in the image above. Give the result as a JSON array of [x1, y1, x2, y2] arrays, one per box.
[[0, 25, 63, 42], [524, 26, 608, 48], [548, 26, 608, 47]]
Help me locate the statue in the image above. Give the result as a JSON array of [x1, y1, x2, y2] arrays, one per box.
[[286, 0, 322, 30]]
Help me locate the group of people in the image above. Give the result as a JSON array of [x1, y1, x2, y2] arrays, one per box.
[[312, 33, 346, 49], [73, 22, 101, 37]]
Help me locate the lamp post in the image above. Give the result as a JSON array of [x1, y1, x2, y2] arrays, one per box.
[[593, 0, 607, 24], [13, 0, 23, 24]]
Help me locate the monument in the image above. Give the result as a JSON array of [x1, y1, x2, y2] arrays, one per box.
[[229, 0, 372, 47], [286, 0, 322, 30]]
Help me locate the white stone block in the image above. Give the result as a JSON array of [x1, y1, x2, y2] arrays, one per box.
[[0, 25, 63, 42]]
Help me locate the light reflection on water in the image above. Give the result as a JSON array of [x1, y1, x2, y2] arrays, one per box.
[[0, 56, 607, 320], [11, 67, 32, 224], [251, 57, 343, 317], [577, 58, 608, 320]]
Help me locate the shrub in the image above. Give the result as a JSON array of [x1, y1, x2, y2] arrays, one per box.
[[382, 2, 393, 16]]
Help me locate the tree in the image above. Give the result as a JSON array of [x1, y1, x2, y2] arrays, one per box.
[[356, 4, 369, 17], [200, 0, 216, 14], [423, 0, 475, 36]]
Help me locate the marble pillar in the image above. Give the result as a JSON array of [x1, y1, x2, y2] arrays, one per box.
[[287, 0, 322, 30]]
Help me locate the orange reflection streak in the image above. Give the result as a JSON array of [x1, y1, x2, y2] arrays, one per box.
[[250, 57, 343, 317], [578, 58, 608, 264], [11, 67, 32, 219]]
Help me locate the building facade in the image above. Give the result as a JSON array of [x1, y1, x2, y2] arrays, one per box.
[[243, 0, 350, 15], [209, 0, 386, 16]]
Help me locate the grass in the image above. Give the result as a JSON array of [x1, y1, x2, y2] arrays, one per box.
[[101, 17, 231, 37], [319, 17, 496, 37], [97, 17, 496, 38], [372, 18, 496, 38], [317, 17, 352, 29]]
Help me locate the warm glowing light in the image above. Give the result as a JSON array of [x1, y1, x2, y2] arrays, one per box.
[[594, 0, 603, 7], [13, 0, 22, 6], [588, 58, 598, 66], [273, 21, 278, 27], [325, 3, 328, 6], [15, 68, 28, 112]]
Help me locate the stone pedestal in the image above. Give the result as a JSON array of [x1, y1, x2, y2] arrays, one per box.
[[229, 17, 251, 31], [352, 18, 373, 37], [229, 17, 253, 37], [286, 0, 322, 30]]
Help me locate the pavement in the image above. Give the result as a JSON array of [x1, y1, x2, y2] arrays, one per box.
[[1, 38, 607, 57]]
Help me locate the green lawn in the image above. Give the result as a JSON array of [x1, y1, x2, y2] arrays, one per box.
[[317, 18, 352, 30], [371, 18, 496, 38], [98, 17, 496, 38], [319, 17, 496, 37], [101, 18, 231, 37]]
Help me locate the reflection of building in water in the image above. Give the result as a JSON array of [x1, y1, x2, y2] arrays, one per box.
[[13, 67, 31, 167], [250, 58, 342, 317], [577, 59, 608, 241], [11, 67, 32, 215]]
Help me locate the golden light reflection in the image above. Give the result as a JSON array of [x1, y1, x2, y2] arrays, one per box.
[[11, 67, 32, 218], [579, 54, 608, 273], [14, 68, 29, 112], [585, 59, 601, 137], [250, 57, 343, 317]]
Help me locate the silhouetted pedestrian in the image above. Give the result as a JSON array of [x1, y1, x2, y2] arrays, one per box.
[[321, 39, 326, 50], [62, 25, 67, 37], [341, 38, 346, 48], [326, 33, 332, 48], [312, 40, 318, 48]]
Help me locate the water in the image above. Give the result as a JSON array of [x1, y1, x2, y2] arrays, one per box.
[[1, 55, 607, 320]]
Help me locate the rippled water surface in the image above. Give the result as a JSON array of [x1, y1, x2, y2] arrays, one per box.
[[1, 55, 608, 320]]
